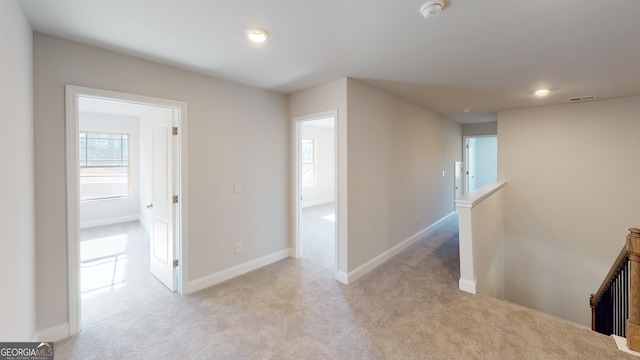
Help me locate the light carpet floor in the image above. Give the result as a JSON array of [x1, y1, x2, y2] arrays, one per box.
[[80, 221, 172, 326], [56, 212, 631, 359]]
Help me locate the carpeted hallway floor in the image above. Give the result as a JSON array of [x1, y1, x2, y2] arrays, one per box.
[[55, 212, 631, 359]]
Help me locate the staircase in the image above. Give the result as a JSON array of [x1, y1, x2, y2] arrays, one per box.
[[590, 228, 640, 352]]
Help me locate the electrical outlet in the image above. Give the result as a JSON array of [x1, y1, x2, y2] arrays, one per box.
[[234, 243, 242, 254], [415, 217, 419, 225]]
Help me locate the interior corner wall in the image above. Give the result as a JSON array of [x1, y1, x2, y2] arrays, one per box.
[[498, 95, 640, 326], [33, 33, 289, 333], [0, 0, 36, 341], [346, 79, 461, 272]]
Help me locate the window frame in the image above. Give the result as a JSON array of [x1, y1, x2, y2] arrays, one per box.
[[79, 131, 131, 201]]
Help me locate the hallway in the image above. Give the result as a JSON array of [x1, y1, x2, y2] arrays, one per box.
[[56, 214, 628, 359]]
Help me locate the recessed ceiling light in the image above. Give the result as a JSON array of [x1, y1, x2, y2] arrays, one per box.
[[534, 89, 550, 96], [463, 108, 471, 113], [420, 0, 445, 20], [247, 28, 269, 43]]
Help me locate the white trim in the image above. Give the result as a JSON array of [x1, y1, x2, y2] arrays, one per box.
[[345, 212, 456, 284], [455, 181, 506, 209], [186, 249, 290, 294], [80, 215, 140, 229], [36, 323, 69, 342], [65, 87, 81, 336], [336, 270, 349, 285], [458, 278, 478, 294], [611, 335, 640, 356], [65, 85, 188, 337], [292, 110, 345, 281], [302, 197, 335, 208]]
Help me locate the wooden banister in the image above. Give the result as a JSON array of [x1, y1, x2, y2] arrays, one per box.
[[626, 228, 640, 351], [590, 245, 629, 309], [590, 228, 640, 352]]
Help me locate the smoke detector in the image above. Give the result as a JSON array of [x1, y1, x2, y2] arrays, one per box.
[[420, 1, 445, 19]]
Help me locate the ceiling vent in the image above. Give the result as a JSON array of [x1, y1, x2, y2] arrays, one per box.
[[568, 95, 597, 102]]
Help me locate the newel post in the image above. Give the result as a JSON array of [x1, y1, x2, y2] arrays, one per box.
[[626, 228, 640, 351]]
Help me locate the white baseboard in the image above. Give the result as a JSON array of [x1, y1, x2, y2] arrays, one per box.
[[80, 215, 139, 229], [302, 198, 335, 208], [346, 211, 456, 284], [458, 278, 477, 294], [36, 323, 69, 342], [336, 270, 349, 285], [186, 249, 290, 294], [612, 335, 640, 356]]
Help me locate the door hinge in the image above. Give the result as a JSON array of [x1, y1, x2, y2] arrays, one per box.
[[173, 195, 178, 204], [173, 259, 178, 267], [172, 127, 178, 135]]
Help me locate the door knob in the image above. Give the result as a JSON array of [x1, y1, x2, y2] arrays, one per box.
[[146, 203, 153, 209]]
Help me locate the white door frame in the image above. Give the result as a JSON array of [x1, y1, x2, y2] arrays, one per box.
[[463, 136, 474, 194], [292, 110, 346, 282], [65, 85, 188, 336]]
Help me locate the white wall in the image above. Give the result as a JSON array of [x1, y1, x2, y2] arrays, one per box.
[[474, 136, 497, 188], [79, 112, 140, 228], [301, 124, 335, 207], [456, 182, 506, 297], [462, 122, 497, 136], [34, 34, 289, 333], [499, 95, 640, 326], [0, 0, 36, 341], [346, 79, 461, 272]]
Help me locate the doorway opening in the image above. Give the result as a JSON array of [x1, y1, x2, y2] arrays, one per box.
[[463, 135, 497, 194], [65, 86, 187, 336], [293, 114, 337, 275]]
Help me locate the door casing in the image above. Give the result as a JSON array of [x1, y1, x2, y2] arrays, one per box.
[[65, 85, 187, 336], [291, 110, 349, 283]]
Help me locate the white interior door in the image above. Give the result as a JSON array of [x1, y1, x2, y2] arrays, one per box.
[[149, 121, 175, 291]]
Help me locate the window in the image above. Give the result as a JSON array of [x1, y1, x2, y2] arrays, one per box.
[[79, 132, 129, 200], [301, 138, 316, 187]]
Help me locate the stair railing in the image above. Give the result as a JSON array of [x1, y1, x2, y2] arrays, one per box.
[[590, 228, 640, 352]]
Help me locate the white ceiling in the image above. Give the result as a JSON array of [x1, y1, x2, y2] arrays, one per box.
[[17, 0, 640, 123]]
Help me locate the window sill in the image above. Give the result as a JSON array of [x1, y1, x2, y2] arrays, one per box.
[[80, 195, 132, 203]]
